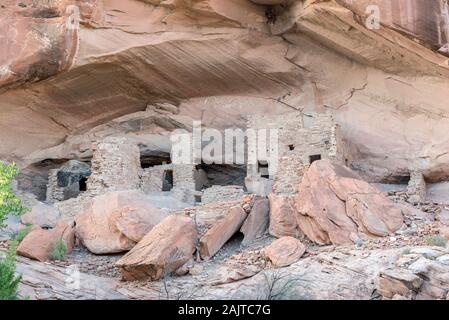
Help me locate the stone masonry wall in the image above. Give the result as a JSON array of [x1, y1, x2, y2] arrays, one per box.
[[202, 185, 245, 204], [140, 164, 173, 193], [407, 171, 427, 203], [46, 169, 64, 202], [87, 137, 141, 196], [246, 111, 341, 196], [140, 163, 200, 204], [46, 160, 91, 203]]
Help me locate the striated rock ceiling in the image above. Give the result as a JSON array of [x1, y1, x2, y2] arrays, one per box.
[[2, 0, 449, 183]]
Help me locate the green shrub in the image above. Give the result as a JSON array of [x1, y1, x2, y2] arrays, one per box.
[[0, 162, 27, 228], [0, 241, 22, 300], [0, 163, 25, 300], [51, 239, 67, 261], [13, 224, 32, 243], [426, 235, 448, 248]]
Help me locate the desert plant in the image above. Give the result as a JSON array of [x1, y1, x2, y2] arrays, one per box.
[[0, 241, 22, 300], [51, 239, 67, 260], [0, 162, 26, 228], [0, 162, 25, 300], [258, 269, 304, 300], [426, 235, 448, 247], [13, 223, 33, 243]]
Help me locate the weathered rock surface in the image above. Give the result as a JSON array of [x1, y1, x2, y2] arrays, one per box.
[[0, 214, 22, 241], [263, 236, 306, 267], [12, 253, 127, 300], [377, 269, 423, 299], [199, 206, 247, 260], [21, 203, 61, 228], [10, 245, 447, 300], [116, 215, 198, 281], [339, 0, 449, 50], [268, 193, 302, 238], [75, 190, 171, 254], [376, 246, 449, 300], [440, 227, 449, 240], [240, 198, 269, 245], [114, 206, 171, 243], [17, 221, 75, 262], [295, 160, 404, 245], [0, 0, 79, 91]]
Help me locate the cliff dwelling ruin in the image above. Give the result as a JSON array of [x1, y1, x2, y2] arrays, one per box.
[[245, 111, 345, 197], [5, 0, 449, 301], [17, 110, 433, 212]]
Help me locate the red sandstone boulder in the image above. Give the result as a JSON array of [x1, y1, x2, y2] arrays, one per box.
[[116, 215, 198, 281], [0, 1, 78, 90], [17, 221, 75, 262], [240, 198, 269, 245], [21, 203, 61, 228], [114, 206, 171, 243], [268, 193, 302, 238], [199, 206, 247, 260], [75, 190, 170, 254], [296, 160, 404, 245], [263, 236, 306, 267]]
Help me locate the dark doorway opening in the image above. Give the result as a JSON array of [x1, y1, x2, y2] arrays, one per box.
[[79, 177, 88, 192], [309, 154, 322, 164], [162, 170, 174, 191], [140, 154, 171, 169], [195, 162, 247, 188]]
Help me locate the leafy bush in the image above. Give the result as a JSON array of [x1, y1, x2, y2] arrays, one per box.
[[0, 241, 22, 300], [426, 235, 448, 247], [51, 239, 67, 261], [0, 162, 26, 299], [0, 162, 26, 228]]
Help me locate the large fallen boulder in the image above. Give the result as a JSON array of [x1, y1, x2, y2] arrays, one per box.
[[240, 198, 269, 245], [263, 236, 306, 267], [75, 190, 171, 254], [199, 206, 247, 260], [116, 215, 198, 281], [21, 203, 61, 228], [114, 206, 170, 243], [295, 160, 404, 245], [268, 193, 302, 238], [17, 221, 75, 262]]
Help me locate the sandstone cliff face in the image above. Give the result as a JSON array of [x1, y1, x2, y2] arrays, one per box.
[[2, 0, 449, 184], [340, 0, 449, 50]]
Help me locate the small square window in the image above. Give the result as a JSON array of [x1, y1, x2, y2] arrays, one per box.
[[258, 161, 270, 179]]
